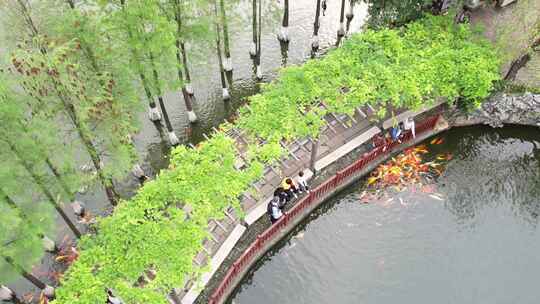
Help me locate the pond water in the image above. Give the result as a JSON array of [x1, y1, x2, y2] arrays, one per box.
[[2, 0, 369, 296], [231, 125, 540, 304]]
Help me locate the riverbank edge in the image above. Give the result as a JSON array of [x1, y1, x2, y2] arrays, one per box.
[[195, 93, 540, 304], [193, 106, 445, 304]]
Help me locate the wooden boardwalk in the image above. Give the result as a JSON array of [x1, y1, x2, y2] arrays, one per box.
[[175, 101, 440, 303]]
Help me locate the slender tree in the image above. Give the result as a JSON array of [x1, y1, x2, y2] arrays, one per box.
[[1, 188, 57, 252], [1, 256, 54, 298], [10, 0, 126, 205], [256, 0, 263, 80], [115, 0, 181, 145], [0, 191, 55, 298], [219, 0, 233, 71], [213, 0, 230, 100], [277, 0, 290, 42], [346, 0, 355, 31], [171, 0, 198, 123], [312, 0, 322, 53], [338, 0, 346, 37], [250, 0, 258, 57], [0, 74, 81, 237], [149, 52, 180, 145]]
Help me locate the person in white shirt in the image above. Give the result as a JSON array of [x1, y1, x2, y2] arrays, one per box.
[[107, 289, 123, 304], [296, 171, 310, 193], [267, 197, 283, 224], [403, 117, 416, 139]]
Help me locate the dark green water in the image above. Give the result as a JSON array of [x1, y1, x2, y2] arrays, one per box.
[[231, 125, 540, 304]]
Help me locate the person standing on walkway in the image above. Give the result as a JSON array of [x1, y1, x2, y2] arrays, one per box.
[[390, 123, 402, 143], [296, 171, 310, 193], [403, 117, 416, 139], [282, 177, 299, 199], [322, 0, 327, 16], [274, 186, 289, 204], [267, 196, 283, 224]]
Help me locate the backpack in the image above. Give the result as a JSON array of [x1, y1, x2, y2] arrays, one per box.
[[267, 200, 274, 219]]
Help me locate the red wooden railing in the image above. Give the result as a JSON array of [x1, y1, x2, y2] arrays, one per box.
[[208, 114, 441, 304]]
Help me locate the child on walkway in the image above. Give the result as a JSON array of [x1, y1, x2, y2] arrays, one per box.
[[296, 171, 310, 193]]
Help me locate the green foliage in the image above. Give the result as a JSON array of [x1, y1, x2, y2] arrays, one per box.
[[364, 0, 434, 29], [53, 133, 263, 303], [52, 15, 500, 303], [238, 14, 500, 140], [0, 78, 56, 283]]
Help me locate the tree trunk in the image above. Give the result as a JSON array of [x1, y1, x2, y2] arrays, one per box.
[[2, 256, 52, 294], [312, 0, 322, 52], [0, 285, 22, 304], [60, 97, 119, 206], [6, 142, 82, 238], [149, 52, 180, 146], [213, 0, 230, 100], [219, 0, 233, 71], [256, 0, 263, 80], [16, 0, 119, 206], [1, 188, 58, 252], [309, 138, 319, 174], [180, 43, 194, 96], [173, 2, 197, 123], [346, 0, 354, 31], [20, 117, 75, 202], [278, 0, 290, 42], [250, 0, 258, 57], [338, 0, 346, 37], [504, 37, 540, 81]]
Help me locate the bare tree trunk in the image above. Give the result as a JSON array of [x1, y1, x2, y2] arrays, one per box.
[[173, 0, 198, 123], [338, 0, 346, 37], [2, 256, 55, 298], [346, 0, 354, 31], [219, 0, 233, 71], [250, 0, 258, 57], [213, 0, 230, 100], [312, 0, 322, 53], [504, 37, 540, 81], [256, 0, 263, 80], [149, 52, 180, 146], [277, 0, 290, 42], [309, 138, 319, 174], [180, 43, 194, 96]]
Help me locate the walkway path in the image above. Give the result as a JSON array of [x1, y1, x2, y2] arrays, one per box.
[[173, 4, 531, 302], [173, 99, 441, 303]]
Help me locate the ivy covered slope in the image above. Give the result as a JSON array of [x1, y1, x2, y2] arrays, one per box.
[[52, 15, 500, 303]]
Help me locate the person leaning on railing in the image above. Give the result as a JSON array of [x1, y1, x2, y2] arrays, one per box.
[[282, 177, 299, 199], [296, 171, 310, 193], [267, 195, 284, 224], [403, 117, 416, 139]]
